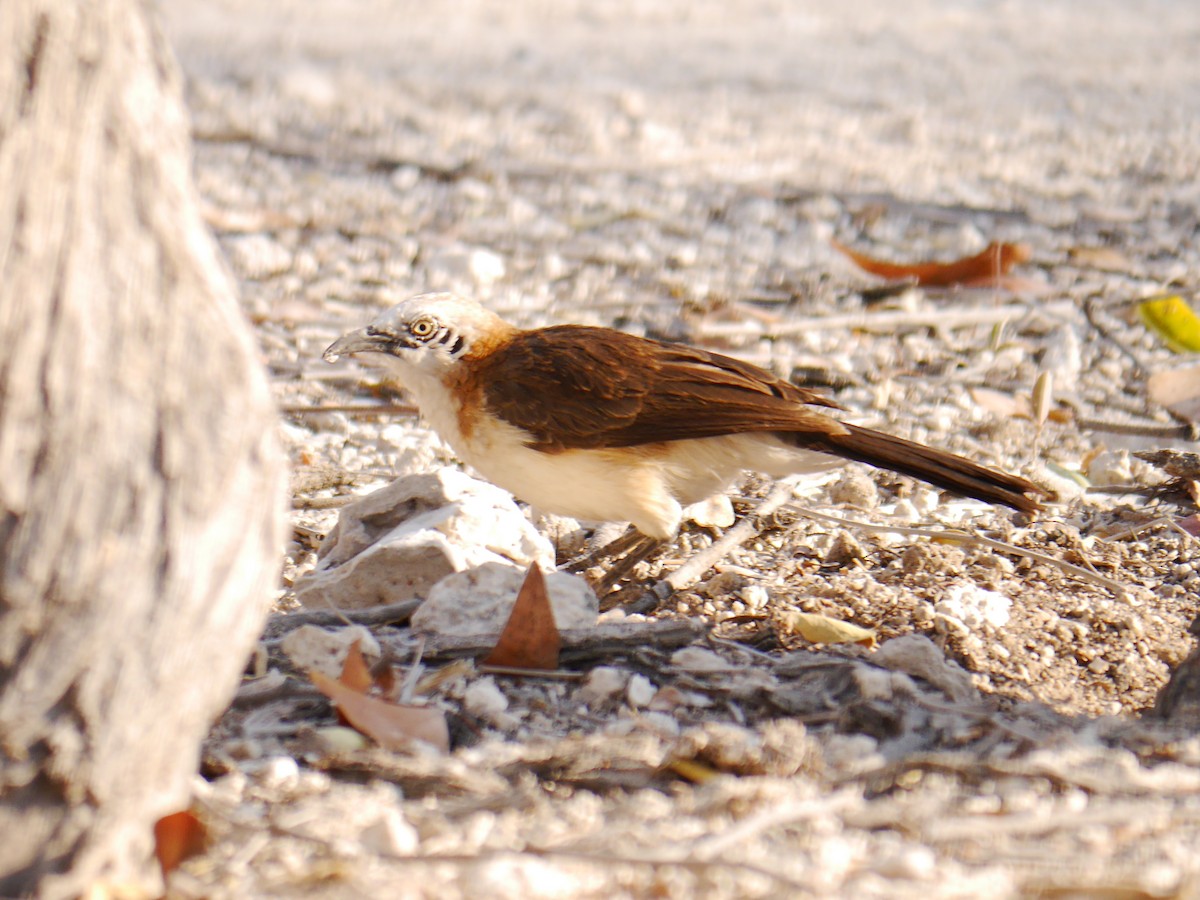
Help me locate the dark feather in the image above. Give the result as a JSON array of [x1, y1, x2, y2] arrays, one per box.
[[478, 326, 844, 451]]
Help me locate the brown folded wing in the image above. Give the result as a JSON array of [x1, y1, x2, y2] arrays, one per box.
[[477, 325, 847, 452]]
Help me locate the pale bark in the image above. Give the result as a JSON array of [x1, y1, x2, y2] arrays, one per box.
[[0, 1, 285, 896]]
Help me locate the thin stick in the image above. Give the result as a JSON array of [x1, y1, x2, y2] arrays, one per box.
[[1076, 418, 1197, 440], [280, 402, 419, 416], [788, 505, 1133, 600], [269, 599, 423, 633], [688, 789, 860, 860], [694, 300, 1076, 339]]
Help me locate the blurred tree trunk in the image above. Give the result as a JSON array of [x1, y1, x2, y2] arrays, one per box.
[[0, 1, 285, 896]]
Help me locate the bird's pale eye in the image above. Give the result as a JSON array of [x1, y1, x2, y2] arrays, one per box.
[[409, 317, 436, 339]]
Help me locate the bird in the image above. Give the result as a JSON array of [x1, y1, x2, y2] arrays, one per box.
[[324, 293, 1045, 545]]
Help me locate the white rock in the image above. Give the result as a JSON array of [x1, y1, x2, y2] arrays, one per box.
[[280, 624, 380, 677], [935, 582, 1012, 629], [536, 513, 589, 560], [312, 726, 370, 755], [874, 845, 937, 880], [670, 647, 729, 672], [295, 468, 554, 610], [410, 561, 596, 638], [278, 65, 339, 108], [1086, 449, 1133, 487], [634, 711, 680, 738], [578, 667, 628, 707], [463, 677, 509, 719], [360, 807, 420, 856], [224, 233, 293, 279], [738, 584, 770, 611], [626, 674, 657, 708], [683, 494, 735, 528], [424, 244, 506, 288], [248, 756, 301, 791]]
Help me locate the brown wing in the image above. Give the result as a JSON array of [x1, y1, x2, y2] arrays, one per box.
[[477, 325, 847, 452]]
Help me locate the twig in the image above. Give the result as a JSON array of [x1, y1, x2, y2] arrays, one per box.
[[1083, 295, 1151, 377], [1076, 418, 1197, 440], [688, 789, 860, 860], [693, 300, 1076, 339], [267, 599, 423, 634], [787, 505, 1133, 600], [292, 496, 354, 510], [656, 480, 799, 595], [280, 402, 420, 417], [477, 664, 585, 680]]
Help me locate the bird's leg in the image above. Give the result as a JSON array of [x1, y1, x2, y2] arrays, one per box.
[[591, 534, 666, 598], [564, 524, 646, 573]]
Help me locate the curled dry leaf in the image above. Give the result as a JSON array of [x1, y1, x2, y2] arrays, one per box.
[[310, 671, 450, 753], [483, 563, 561, 670], [833, 240, 1031, 288], [339, 637, 374, 694], [1177, 515, 1200, 538], [777, 610, 877, 648], [153, 809, 208, 880]]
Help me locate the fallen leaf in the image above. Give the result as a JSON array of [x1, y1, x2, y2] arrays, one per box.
[[483, 563, 561, 670], [666, 758, 720, 783], [310, 671, 450, 753], [1067, 245, 1133, 272], [777, 611, 877, 648], [339, 638, 373, 693], [969, 387, 1072, 424], [1147, 365, 1200, 423], [153, 809, 207, 881], [833, 240, 1031, 287], [970, 387, 1031, 420], [1179, 515, 1200, 537], [1138, 295, 1200, 353]]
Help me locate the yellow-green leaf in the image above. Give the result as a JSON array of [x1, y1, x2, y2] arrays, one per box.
[[778, 611, 876, 648], [1138, 295, 1200, 353]]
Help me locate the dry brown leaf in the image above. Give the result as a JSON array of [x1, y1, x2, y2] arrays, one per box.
[[153, 809, 208, 881], [339, 638, 374, 694], [778, 610, 877, 648], [1147, 365, 1200, 423], [833, 239, 1031, 287], [310, 670, 450, 753], [1178, 515, 1200, 538], [483, 563, 561, 670]]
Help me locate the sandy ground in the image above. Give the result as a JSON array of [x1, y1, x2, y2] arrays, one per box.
[[160, 2, 1200, 896]]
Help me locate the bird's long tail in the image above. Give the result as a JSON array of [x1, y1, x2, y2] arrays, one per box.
[[799, 423, 1047, 513]]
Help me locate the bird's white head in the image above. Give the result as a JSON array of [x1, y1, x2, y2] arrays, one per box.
[[324, 292, 515, 379]]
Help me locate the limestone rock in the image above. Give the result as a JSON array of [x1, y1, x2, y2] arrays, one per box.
[[295, 468, 554, 610], [410, 561, 597, 638]]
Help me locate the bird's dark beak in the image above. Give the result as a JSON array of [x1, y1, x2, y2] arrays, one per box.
[[323, 327, 394, 362]]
